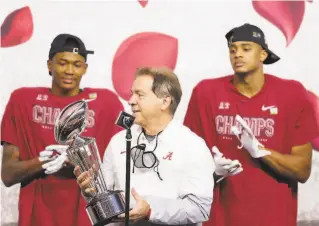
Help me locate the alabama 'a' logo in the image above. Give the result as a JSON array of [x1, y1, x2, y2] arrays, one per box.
[[163, 152, 173, 160]]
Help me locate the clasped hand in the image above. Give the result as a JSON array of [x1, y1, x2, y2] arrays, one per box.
[[39, 145, 69, 174]]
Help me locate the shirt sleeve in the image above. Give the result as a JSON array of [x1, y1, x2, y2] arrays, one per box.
[[145, 137, 215, 224], [1, 92, 19, 146], [290, 83, 319, 146], [183, 82, 217, 150]]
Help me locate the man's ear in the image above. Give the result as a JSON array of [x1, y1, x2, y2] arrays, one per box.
[[161, 96, 172, 111], [47, 60, 52, 76], [260, 49, 268, 63], [83, 63, 88, 74]]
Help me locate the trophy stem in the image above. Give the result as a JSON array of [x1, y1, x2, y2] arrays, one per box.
[[89, 141, 108, 192], [67, 137, 99, 195], [67, 149, 98, 195]]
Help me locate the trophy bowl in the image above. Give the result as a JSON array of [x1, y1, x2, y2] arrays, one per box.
[[54, 100, 88, 145]]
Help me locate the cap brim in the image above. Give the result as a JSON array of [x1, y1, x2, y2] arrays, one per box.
[[264, 48, 280, 64], [86, 50, 94, 54]]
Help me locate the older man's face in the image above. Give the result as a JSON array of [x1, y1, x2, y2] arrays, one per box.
[[128, 75, 163, 126]]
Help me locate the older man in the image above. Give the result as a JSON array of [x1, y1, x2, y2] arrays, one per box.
[[74, 67, 215, 226]]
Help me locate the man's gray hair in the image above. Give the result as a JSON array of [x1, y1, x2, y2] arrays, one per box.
[[135, 67, 182, 115]]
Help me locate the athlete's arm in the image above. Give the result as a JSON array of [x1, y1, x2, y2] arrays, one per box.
[[261, 82, 319, 183], [1, 142, 44, 187], [260, 143, 312, 183]]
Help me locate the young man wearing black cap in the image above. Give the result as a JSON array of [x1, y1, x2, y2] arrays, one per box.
[[184, 23, 319, 226], [1, 34, 124, 226]]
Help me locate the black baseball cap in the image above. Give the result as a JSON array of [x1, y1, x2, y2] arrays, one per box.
[[225, 23, 280, 64], [48, 33, 94, 61]]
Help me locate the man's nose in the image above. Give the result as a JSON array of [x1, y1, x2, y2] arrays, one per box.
[[65, 64, 74, 75], [128, 95, 136, 105]]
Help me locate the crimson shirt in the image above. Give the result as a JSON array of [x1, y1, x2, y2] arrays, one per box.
[[184, 74, 319, 226], [1, 87, 124, 226]]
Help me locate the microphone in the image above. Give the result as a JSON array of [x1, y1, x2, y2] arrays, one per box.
[[115, 111, 135, 130]]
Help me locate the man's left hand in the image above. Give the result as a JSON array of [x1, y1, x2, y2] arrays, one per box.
[[118, 188, 150, 222], [231, 115, 271, 159], [240, 129, 271, 158]]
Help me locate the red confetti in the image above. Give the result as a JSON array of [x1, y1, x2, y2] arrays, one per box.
[[1, 6, 33, 48], [138, 0, 148, 8], [112, 32, 178, 100], [252, 1, 305, 46]]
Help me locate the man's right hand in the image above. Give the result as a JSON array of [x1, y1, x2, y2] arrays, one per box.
[[73, 165, 96, 197]]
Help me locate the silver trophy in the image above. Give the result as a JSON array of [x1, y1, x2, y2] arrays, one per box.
[[54, 100, 125, 226]]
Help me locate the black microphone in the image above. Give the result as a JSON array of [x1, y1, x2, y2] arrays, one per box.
[[115, 111, 135, 130]]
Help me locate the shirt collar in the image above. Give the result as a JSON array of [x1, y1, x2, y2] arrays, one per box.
[[134, 118, 180, 145], [226, 74, 271, 96]]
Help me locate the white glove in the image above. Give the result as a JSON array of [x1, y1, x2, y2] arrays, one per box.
[[42, 152, 68, 174], [38, 145, 67, 162], [39, 150, 56, 162], [231, 115, 271, 158], [212, 146, 243, 182], [45, 144, 68, 154], [39, 145, 69, 174]]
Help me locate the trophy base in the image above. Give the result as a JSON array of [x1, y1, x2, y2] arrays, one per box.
[[86, 190, 125, 226]]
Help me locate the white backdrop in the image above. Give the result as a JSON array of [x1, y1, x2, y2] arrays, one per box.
[[1, 0, 319, 225]]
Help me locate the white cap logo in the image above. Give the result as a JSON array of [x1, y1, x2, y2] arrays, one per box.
[[72, 48, 79, 54]]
